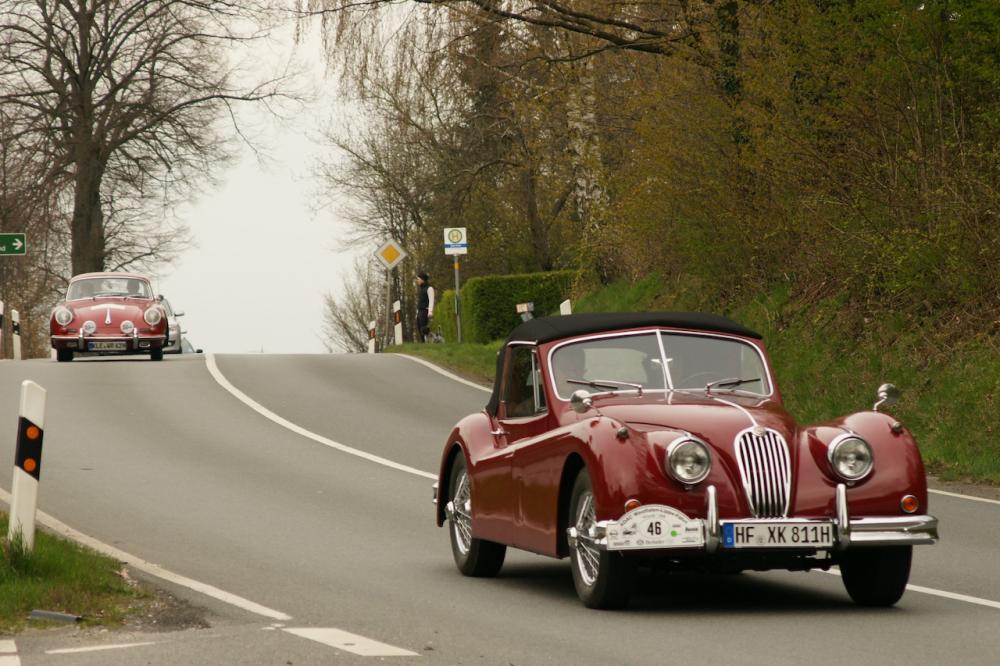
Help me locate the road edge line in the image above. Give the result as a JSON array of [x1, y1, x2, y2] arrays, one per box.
[[0, 487, 291, 621], [819, 568, 1000, 610], [204, 354, 436, 480], [393, 353, 491, 393], [928, 488, 1000, 506]]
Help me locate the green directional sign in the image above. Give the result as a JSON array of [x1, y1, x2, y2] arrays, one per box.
[[0, 233, 26, 256]]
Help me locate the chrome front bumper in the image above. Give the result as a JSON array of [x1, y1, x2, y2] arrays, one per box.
[[568, 483, 939, 553]]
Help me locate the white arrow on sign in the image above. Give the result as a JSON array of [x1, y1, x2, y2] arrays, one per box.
[[12, 238, 23, 250]]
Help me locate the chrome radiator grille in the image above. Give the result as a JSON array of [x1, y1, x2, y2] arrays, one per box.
[[735, 429, 791, 518]]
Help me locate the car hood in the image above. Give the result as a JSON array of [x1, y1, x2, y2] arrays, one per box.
[[587, 392, 798, 447], [66, 298, 152, 329]]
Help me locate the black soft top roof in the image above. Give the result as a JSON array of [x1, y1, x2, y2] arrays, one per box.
[[506, 311, 761, 344], [485, 312, 762, 415]]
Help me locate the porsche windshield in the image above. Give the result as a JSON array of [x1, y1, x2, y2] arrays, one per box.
[[67, 277, 152, 300], [550, 331, 770, 399]]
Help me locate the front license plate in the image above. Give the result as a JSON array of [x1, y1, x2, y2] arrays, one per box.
[[722, 521, 834, 549], [605, 505, 704, 551], [88, 341, 127, 351]]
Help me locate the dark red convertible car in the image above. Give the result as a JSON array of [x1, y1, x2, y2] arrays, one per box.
[[434, 313, 938, 608], [50, 272, 168, 362]]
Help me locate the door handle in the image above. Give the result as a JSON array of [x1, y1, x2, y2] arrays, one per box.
[[490, 428, 508, 437]]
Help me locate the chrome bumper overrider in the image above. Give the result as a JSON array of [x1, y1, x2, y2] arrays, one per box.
[[567, 483, 939, 553]]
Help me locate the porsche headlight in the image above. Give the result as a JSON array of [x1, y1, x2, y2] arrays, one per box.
[[143, 307, 162, 326], [666, 437, 712, 485], [82, 320, 97, 335], [828, 434, 874, 481], [54, 307, 73, 326], [120, 320, 135, 334]]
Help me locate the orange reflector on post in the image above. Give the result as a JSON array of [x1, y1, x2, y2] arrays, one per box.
[[901, 495, 919, 514], [24, 459, 37, 473], [26, 425, 40, 440]]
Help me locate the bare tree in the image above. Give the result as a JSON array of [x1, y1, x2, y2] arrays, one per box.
[[0, 0, 287, 274], [321, 257, 385, 352]]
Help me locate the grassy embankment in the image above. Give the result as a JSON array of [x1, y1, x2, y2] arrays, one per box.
[[0, 513, 144, 633], [390, 276, 1000, 484]]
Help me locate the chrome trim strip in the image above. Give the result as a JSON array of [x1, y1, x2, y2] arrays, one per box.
[[706, 485, 719, 552], [836, 483, 850, 550]]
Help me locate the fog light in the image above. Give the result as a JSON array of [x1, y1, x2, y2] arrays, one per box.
[[901, 495, 919, 514], [624, 499, 641, 512], [120, 320, 135, 334], [82, 320, 97, 335]]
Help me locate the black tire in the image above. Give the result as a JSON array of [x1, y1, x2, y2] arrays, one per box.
[[150, 348, 164, 361], [447, 456, 506, 577], [568, 470, 636, 609], [840, 546, 912, 607], [56, 348, 73, 362]]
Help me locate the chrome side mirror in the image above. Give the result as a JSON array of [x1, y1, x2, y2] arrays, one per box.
[[873, 383, 900, 412], [570, 390, 594, 414]]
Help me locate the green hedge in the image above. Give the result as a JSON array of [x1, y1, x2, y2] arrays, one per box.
[[433, 270, 576, 343]]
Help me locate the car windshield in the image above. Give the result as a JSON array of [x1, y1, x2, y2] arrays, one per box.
[[67, 277, 152, 300], [550, 331, 770, 400]]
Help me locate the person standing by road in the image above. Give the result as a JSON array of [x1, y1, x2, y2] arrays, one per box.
[[416, 272, 435, 342]]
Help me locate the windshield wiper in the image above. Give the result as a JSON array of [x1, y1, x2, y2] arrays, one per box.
[[705, 377, 760, 394], [568, 379, 644, 395]]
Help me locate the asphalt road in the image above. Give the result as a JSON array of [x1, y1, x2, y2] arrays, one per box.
[[1, 353, 999, 665]]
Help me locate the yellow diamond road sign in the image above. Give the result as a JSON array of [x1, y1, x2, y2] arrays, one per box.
[[375, 239, 407, 270]]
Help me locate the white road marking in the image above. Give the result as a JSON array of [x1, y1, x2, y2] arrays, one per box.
[[0, 642, 14, 654], [0, 657, 21, 666], [820, 569, 1000, 610], [929, 488, 1000, 506], [394, 353, 491, 393], [46, 642, 157, 655], [0, 487, 292, 621], [205, 354, 436, 480], [284, 628, 418, 657]]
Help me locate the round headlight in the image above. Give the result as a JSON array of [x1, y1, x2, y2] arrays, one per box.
[[82, 320, 97, 335], [121, 320, 135, 334], [828, 434, 874, 481], [54, 307, 73, 326], [143, 307, 162, 326], [666, 437, 712, 485]]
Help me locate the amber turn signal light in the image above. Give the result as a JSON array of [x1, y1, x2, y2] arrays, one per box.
[[624, 499, 642, 512], [901, 495, 920, 514]]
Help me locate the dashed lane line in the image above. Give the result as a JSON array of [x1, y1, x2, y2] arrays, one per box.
[[205, 353, 436, 480], [283, 628, 418, 658], [0, 487, 292, 622], [46, 642, 158, 655], [0, 640, 19, 666]]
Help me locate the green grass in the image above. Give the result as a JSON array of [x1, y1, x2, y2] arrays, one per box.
[[389, 342, 502, 385], [1, 513, 145, 633], [396, 278, 1000, 485]]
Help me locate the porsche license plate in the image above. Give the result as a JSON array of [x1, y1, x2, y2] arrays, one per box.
[[605, 505, 704, 550], [722, 521, 834, 549], [88, 341, 127, 351]]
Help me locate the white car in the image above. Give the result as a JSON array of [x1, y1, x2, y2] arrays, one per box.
[[157, 295, 184, 354]]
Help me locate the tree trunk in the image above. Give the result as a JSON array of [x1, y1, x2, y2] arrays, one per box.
[[70, 147, 105, 274]]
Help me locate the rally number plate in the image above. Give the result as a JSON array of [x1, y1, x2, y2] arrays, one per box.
[[605, 505, 704, 551], [88, 341, 127, 351], [722, 521, 834, 549]]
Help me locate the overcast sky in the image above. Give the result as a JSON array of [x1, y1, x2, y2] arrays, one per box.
[[152, 21, 362, 354]]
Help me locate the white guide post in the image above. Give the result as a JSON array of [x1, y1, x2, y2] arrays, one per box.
[[9, 380, 47, 552], [392, 301, 402, 346], [11, 308, 21, 360], [0, 300, 5, 358], [560, 299, 573, 315], [367, 320, 376, 354]]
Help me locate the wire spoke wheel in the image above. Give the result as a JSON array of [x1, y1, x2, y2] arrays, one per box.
[[451, 470, 473, 555], [573, 491, 600, 586], [447, 454, 505, 577]]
